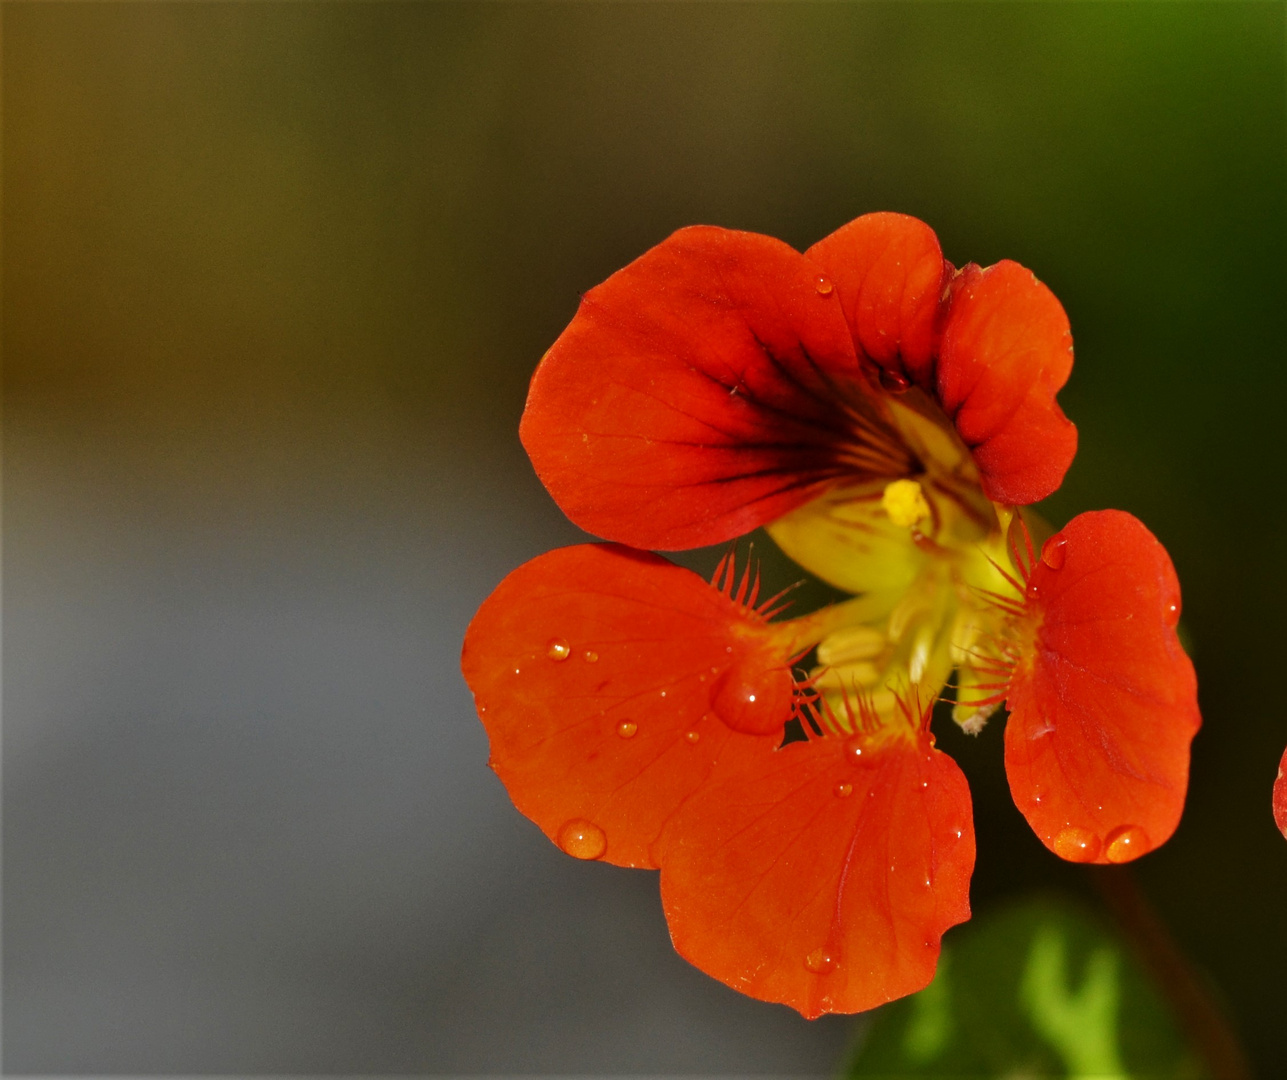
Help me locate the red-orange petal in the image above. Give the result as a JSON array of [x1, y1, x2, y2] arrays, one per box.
[[1274, 746, 1287, 841], [657, 730, 974, 1017], [936, 261, 1078, 505], [519, 226, 870, 550], [461, 543, 793, 869], [804, 212, 949, 389], [1004, 511, 1200, 864]]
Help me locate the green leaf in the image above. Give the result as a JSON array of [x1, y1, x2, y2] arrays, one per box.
[[845, 895, 1205, 1080]]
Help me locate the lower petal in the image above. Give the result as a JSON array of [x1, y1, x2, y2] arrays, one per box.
[[1004, 511, 1201, 864], [657, 729, 974, 1017], [461, 544, 789, 868]]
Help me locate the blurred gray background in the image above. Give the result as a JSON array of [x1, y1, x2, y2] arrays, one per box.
[[4, 3, 1284, 1074]]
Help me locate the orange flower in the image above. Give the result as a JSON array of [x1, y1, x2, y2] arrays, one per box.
[[461, 213, 1200, 1017]]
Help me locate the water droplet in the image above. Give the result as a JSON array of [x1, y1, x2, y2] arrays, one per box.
[[685, 730, 701, 744], [834, 782, 853, 798], [1040, 534, 1067, 570], [814, 274, 834, 296], [1165, 602, 1180, 627], [584, 650, 599, 663], [546, 638, 571, 661], [804, 948, 837, 974], [1104, 825, 1148, 863], [513, 668, 521, 675], [557, 819, 606, 860], [659, 690, 666, 698], [711, 661, 793, 736], [1052, 826, 1102, 863], [878, 368, 911, 394], [844, 736, 873, 766], [616, 721, 638, 739]]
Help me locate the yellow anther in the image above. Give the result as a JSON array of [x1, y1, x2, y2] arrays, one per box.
[[816, 625, 886, 667], [814, 662, 883, 692], [882, 479, 931, 528]]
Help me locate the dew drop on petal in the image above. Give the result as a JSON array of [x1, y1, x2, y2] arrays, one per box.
[[804, 948, 837, 974], [814, 274, 834, 296], [557, 819, 606, 860], [584, 650, 599, 663], [1104, 825, 1149, 863], [616, 721, 638, 739], [1165, 602, 1180, 628], [844, 736, 873, 767], [1052, 826, 1102, 863], [834, 782, 853, 798], [1040, 534, 1067, 570], [546, 638, 571, 661], [878, 368, 911, 394], [684, 730, 701, 744]]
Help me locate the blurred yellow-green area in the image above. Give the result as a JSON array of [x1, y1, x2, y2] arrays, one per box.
[[4, 3, 1283, 1074]]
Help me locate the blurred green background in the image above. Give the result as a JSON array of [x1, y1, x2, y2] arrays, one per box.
[[4, 2, 1283, 1074]]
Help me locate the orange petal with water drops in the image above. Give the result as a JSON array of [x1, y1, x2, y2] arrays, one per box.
[[936, 260, 1078, 505], [520, 225, 883, 551], [461, 543, 795, 869], [1005, 511, 1200, 865], [804, 212, 949, 389], [657, 727, 974, 1017], [1274, 746, 1287, 841]]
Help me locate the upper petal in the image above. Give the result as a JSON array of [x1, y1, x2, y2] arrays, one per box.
[[520, 226, 893, 550], [936, 261, 1078, 505], [657, 728, 974, 1018], [1004, 511, 1201, 864], [804, 212, 948, 389], [1274, 746, 1287, 841], [461, 543, 791, 869]]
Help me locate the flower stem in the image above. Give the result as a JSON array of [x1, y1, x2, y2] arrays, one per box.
[[1087, 865, 1251, 1080]]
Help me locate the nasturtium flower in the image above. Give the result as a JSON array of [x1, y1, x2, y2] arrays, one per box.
[[461, 213, 1201, 1018]]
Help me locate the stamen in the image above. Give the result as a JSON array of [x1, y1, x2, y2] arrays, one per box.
[[953, 701, 998, 735], [816, 624, 886, 667], [881, 478, 932, 528]]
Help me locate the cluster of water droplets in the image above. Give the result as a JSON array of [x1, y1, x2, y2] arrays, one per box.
[[1051, 823, 1148, 864]]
